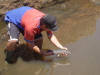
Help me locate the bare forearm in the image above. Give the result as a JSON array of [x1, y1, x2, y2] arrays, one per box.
[[26, 42, 53, 56], [26, 42, 41, 54], [33, 46, 41, 54], [50, 34, 65, 49], [48, 34, 70, 56], [33, 46, 53, 56]]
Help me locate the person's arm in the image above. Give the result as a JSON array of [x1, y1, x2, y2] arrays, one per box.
[[50, 34, 68, 50], [27, 42, 41, 53], [47, 31, 68, 50], [47, 32, 71, 56], [26, 42, 54, 56]]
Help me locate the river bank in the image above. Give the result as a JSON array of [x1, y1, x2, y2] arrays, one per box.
[[0, 0, 68, 23]]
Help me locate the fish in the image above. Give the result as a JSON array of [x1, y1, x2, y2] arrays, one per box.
[[53, 49, 71, 55], [47, 49, 71, 56]]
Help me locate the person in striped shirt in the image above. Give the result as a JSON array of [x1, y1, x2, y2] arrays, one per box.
[[4, 6, 68, 63]]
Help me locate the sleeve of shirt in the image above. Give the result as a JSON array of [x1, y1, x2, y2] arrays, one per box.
[[46, 30, 53, 37]]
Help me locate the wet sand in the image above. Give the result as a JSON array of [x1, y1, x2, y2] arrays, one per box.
[[0, 0, 100, 75]]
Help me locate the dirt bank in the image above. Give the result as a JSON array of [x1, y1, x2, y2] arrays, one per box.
[[0, 0, 68, 22]]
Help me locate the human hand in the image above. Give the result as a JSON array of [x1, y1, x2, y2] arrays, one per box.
[[57, 47, 71, 57], [41, 50, 54, 56], [61, 47, 68, 50]]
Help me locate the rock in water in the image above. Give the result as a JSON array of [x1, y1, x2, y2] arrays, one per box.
[[90, 0, 100, 5]]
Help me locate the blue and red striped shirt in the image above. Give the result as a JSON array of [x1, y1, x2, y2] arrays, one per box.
[[5, 6, 52, 43]]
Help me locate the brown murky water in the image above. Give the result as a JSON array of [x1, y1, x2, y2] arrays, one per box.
[[0, 0, 100, 75]]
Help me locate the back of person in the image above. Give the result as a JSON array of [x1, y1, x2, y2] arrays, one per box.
[[4, 6, 69, 64], [5, 6, 32, 29], [5, 6, 46, 41]]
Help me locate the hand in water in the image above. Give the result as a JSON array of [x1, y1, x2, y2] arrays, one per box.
[[57, 52, 68, 57], [62, 47, 71, 53], [57, 47, 71, 57]]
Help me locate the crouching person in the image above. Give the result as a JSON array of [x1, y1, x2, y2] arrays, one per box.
[[4, 6, 68, 64]]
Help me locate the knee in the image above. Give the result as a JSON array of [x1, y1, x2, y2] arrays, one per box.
[[6, 40, 19, 51], [5, 40, 19, 64]]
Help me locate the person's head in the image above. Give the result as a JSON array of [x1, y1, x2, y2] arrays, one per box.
[[40, 14, 58, 31]]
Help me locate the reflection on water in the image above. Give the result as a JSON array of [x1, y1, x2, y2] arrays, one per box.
[[67, 18, 100, 75], [0, 0, 100, 75]]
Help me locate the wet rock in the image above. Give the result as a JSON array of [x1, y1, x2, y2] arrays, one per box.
[[1, 34, 6, 40], [90, 0, 100, 5], [61, 4, 67, 9], [41, 0, 48, 4], [0, 0, 69, 22], [55, 0, 68, 4]]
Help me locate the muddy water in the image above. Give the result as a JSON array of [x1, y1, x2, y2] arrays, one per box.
[[0, 0, 100, 75]]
